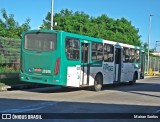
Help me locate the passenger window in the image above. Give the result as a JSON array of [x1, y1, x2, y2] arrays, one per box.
[[130, 49, 135, 63], [123, 48, 130, 63], [92, 42, 103, 60], [65, 37, 80, 60], [104, 44, 114, 62], [135, 49, 140, 62]]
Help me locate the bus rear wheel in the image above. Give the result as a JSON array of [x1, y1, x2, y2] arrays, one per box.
[[129, 73, 136, 85], [93, 74, 103, 91]]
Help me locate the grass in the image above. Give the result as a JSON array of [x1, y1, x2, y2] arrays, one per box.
[[0, 66, 19, 73], [0, 78, 50, 90], [0, 83, 6, 88], [0, 65, 50, 90]]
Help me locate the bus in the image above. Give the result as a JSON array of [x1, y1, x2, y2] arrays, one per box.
[[20, 30, 145, 91]]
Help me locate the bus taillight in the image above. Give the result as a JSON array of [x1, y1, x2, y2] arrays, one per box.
[[54, 58, 60, 76]]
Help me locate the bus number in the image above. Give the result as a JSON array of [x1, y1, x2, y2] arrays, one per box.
[[103, 64, 113, 72]]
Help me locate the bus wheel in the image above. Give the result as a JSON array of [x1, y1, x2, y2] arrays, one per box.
[[129, 73, 136, 85], [93, 74, 103, 91]]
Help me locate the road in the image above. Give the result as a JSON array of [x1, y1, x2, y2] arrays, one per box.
[[0, 77, 159, 122]]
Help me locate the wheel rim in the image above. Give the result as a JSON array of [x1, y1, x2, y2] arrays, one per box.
[[96, 84, 102, 90], [95, 75, 102, 91]]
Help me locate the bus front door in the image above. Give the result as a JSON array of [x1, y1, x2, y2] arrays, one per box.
[[80, 42, 90, 86], [114, 48, 122, 82]]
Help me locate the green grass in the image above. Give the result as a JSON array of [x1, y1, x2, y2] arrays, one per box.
[[0, 83, 6, 88], [0, 66, 19, 73]]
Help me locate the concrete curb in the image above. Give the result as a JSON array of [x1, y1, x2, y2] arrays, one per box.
[[144, 76, 160, 79], [0, 83, 51, 91], [0, 85, 11, 91]]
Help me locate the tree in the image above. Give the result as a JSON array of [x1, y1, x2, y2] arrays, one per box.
[[42, 9, 141, 46], [0, 8, 31, 39]]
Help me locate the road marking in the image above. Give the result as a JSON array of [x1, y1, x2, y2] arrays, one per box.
[[155, 109, 160, 114], [0, 101, 59, 113]]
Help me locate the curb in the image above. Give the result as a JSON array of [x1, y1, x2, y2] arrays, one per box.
[[0, 83, 51, 91], [144, 76, 160, 79], [0, 85, 11, 91], [8, 83, 44, 90]]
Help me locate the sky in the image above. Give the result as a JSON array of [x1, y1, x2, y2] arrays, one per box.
[[0, 0, 160, 50]]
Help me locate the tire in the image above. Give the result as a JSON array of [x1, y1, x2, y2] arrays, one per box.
[[93, 74, 103, 91], [129, 73, 136, 85]]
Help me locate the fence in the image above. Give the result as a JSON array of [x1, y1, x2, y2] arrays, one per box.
[[144, 56, 160, 75], [0, 37, 20, 73]]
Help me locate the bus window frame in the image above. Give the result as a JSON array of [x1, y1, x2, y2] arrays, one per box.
[[91, 42, 103, 61], [135, 49, 140, 63], [65, 37, 80, 61], [104, 44, 114, 62], [24, 32, 57, 52], [129, 48, 135, 63], [123, 47, 130, 63]]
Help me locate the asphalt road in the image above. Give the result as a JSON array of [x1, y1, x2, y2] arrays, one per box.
[[0, 77, 159, 122]]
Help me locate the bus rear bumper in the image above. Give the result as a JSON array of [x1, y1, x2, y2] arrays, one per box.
[[20, 72, 63, 85]]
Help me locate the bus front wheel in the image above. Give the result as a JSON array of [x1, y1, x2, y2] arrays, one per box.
[[129, 73, 136, 85], [93, 74, 103, 91]]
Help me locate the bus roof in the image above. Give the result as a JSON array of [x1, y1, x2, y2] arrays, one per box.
[[104, 39, 140, 49], [24, 29, 141, 49]]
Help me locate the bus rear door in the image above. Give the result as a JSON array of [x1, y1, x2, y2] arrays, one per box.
[[114, 46, 122, 82], [80, 41, 91, 86]]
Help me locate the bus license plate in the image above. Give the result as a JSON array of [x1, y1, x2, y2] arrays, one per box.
[[34, 68, 42, 72]]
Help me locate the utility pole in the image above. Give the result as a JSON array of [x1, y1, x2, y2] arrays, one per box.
[[51, 0, 54, 30], [147, 14, 154, 74]]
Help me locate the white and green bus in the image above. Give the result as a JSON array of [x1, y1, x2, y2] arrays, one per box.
[[20, 30, 144, 91]]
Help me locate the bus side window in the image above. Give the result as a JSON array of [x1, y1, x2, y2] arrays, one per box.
[[104, 44, 114, 62], [92, 42, 103, 61], [123, 48, 130, 63], [97, 43, 103, 60], [92, 42, 97, 60], [130, 49, 135, 63], [135, 49, 140, 62], [65, 37, 80, 60]]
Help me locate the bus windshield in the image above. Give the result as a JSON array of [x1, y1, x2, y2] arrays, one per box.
[[25, 33, 57, 51]]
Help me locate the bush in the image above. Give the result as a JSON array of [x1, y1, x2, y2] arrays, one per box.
[[0, 66, 19, 73], [0, 36, 21, 64]]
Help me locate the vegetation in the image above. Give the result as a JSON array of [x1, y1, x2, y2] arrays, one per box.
[[0, 9, 22, 69], [0, 66, 19, 73], [0, 36, 21, 65], [41, 9, 142, 46], [0, 8, 143, 74], [0, 8, 30, 39], [0, 8, 141, 45]]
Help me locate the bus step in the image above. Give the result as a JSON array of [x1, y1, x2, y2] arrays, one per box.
[[113, 81, 120, 84], [80, 84, 89, 87]]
